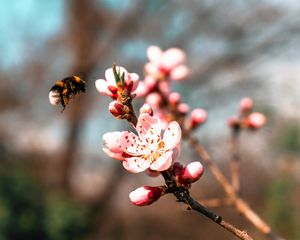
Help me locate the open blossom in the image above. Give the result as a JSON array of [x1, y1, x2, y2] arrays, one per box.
[[145, 46, 190, 81], [103, 113, 181, 173], [95, 66, 139, 99]]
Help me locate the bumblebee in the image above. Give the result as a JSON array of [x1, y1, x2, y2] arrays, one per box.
[[49, 76, 86, 111]]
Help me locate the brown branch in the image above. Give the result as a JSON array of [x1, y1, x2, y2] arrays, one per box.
[[186, 133, 285, 240], [230, 129, 241, 192], [161, 171, 253, 240]]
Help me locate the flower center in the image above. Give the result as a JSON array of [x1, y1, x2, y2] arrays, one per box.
[[143, 141, 165, 163]]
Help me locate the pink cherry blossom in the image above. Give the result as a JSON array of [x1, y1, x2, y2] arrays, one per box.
[[118, 113, 181, 173], [145, 46, 190, 81], [95, 66, 139, 99], [103, 132, 127, 161]]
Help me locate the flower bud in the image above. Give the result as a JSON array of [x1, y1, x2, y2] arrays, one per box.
[[129, 186, 166, 206], [109, 101, 129, 118], [139, 103, 153, 116], [168, 92, 181, 106], [146, 92, 162, 108], [240, 97, 253, 114], [188, 108, 207, 129], [181, 161, 204, 183], [177, 103, 190, 115], [245, 112, 266, 129]]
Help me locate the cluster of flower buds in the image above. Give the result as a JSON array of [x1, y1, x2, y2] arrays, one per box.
[[227, 97, 267, 130], [96, 65, 139, 122], [129, 161, 204, 206], [136, 46, 190, 97]]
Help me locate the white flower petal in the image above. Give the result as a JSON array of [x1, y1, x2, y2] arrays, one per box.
[[95, 79, 113, 97], [119, 131, 149, 156], [150, 150, 173, 171], [136, 113, 162, 147], [163, 121, 181, 150], [123, 157, 150, 173], [147, 46, 163, 64]]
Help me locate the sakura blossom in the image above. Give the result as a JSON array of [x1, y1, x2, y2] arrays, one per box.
[[95, 66, 139, 99], [145, 46, 190, 81], [117, 113, 181, 173]]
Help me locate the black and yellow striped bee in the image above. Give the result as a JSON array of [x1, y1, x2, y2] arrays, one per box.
[[49, 76, 86, 111]]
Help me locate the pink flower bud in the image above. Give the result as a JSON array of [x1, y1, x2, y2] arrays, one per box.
[[189, 108, 207, 127], [240, 97, 253, 113], [177, 103, 190, 115], [181, 162, 204, 183], [146, 92, 162, 108], [227, 116, 240, 128], [158, 81, 170, 96], [109, 101, 129, 117], [139, 103, 153, 116], [245, 112, 266, 129], [129, 186, 165, 206], [168, 92, 181, 105]]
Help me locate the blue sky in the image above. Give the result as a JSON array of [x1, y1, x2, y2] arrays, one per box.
[[0, 0, 64, 69]]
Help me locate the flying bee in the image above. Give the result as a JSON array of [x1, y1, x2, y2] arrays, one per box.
[[49, 76, 86, 111]]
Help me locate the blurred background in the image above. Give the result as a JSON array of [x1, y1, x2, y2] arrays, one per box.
[[0, 0, 299, 239]]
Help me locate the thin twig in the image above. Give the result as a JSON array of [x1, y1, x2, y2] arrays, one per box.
[[230, 129, 241, 192], [161, 171, 253, 240], [186, 133, 285, 240]]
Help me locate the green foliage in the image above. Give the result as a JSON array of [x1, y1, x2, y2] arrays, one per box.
[[0, 169, 45, 240], [264, 175, 299, 239], [45, 195, 90, 240], [277, 122, 300, 155], [0, 167, 90, 240]]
